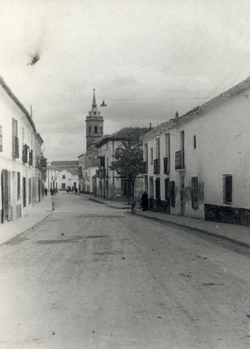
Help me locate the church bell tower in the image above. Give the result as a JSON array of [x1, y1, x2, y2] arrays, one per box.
[[85, 89, 104, 151]]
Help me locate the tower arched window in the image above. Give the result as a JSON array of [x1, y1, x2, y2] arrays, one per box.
[[94, 126, 97, 134], [89, 126, 91, 133]]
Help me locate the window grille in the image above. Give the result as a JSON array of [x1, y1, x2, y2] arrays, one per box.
[[191, 177, 199, 209]]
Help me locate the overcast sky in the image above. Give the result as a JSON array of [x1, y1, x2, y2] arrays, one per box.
[[1, 0, 250, 160]]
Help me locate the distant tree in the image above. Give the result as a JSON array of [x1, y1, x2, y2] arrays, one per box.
[[112, 132, 144, 202]]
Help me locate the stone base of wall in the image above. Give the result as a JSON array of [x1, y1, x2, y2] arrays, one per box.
[[205, 204, 250, 226]]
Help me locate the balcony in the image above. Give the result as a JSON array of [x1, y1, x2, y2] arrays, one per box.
[[163, 157, 170, 174], [78, 167, 83, 178], [142, 161, 148, 174], [153, 159, 160, 174], [175, 150, 185, 170]]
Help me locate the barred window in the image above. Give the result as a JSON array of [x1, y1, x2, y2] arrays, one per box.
[[223, 175, 232, 204]]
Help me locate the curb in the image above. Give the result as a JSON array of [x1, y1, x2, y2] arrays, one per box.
[[3, 212, 53, 246], [88, 197, 130, 210], [129, 211, 250, 250]]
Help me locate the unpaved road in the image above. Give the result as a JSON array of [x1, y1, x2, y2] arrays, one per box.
[[0, 192, 250, 349]]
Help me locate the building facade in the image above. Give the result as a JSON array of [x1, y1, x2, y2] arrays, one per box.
[[46, 165, 59, 191], [0, 77, 46, 223], [141, 77, 250, 226], [57, 169, 79, 190], [94, 127, 150, 201]]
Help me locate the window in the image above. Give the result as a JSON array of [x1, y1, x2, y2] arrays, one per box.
[[150, 147, 153, 164], [89, 126, 91, 132], [144, 143, 148, 163], [62, 183, 66, 189], [223, 175, 232, 204], [156, 137, 160, 159], [165, 133, 170, 157], [193, 135, 197, 149], [0, 126, 2, 151], [191, 177, 199, 209], [100, 156, 105, 168], [29, 150, 33, 166], [12, 119, 19, 158], [62, 175, 66, 179], [170, 181, 175, 207], [94, 126, 97, 134], [100, 127, 103, 134]]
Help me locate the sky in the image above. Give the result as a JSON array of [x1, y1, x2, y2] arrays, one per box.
[[1, 0, 250, 161]]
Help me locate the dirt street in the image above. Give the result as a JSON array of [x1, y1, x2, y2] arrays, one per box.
[[0, 192, 250, 349]]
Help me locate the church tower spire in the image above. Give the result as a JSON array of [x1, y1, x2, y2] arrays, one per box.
[[92, 89, 97, 107], [85, 89, 104, 151]]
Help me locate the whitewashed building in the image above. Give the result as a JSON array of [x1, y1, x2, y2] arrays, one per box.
[[94, 127, 150, 200], [46, 165, 59, 191], [141, 77, 250, 226], [0, 77, 46, 223], [57, 169, 79, 191]]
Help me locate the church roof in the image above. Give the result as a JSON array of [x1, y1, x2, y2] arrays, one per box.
[[51, 160, 78, 167], [95, 127, 150, 147]]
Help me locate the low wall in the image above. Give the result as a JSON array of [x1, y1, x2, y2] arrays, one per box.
[[205, 204, 250, 226]]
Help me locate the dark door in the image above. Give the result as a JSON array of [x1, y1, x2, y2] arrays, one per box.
[[180, 175, 185, 216], [1, 170, 9, 222], [23, 177, 26, 208]]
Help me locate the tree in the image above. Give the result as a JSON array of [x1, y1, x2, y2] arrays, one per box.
[[112, 132, 144, 202]]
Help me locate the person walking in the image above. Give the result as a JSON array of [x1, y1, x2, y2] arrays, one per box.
[[141, 191, 148, 211], [51, 189, 55, 210]]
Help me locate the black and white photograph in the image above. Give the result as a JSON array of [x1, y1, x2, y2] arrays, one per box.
[[0, 0, 250, 348]]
